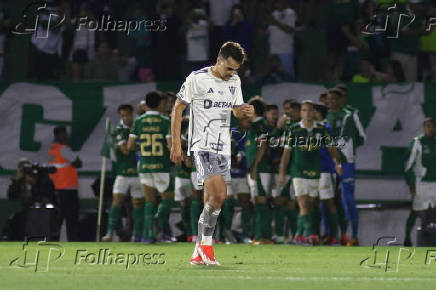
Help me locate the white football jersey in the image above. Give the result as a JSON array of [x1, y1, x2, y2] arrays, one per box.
[[177, 66, 244, 156]]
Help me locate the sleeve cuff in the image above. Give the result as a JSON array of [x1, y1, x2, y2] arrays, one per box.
[[176, 93, 190, 105]]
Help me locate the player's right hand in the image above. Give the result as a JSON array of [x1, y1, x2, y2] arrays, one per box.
[[170, 144, 183, 165]]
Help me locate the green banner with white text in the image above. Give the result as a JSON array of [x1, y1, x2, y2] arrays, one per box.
[[0, 82, 435, 175]]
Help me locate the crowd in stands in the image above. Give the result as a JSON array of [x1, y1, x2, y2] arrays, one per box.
[[1, 0, 436, 83]]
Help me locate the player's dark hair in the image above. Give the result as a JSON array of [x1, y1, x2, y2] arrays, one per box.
[[314, 103, 328, 119], [249, 99, 266, 116], [266, 104, 279, 111], [290, 101, 301, 111], [335, 83, 347, 93], [219, 41, 246, 64], [117, 104, 134, 113], [145, 91, 163, 109], [165, 91, 176, 100], [301, 100, 315, 108], [424, 118, 436, 126], [319, 93, 327, 101], [53, 126, 67, 137], [283, 99, 294, 107], [328, 88, 344, 98]]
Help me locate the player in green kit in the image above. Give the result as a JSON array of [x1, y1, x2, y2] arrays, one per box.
[[246, 98, 274, 244], [102, 104, 144, 242], [128, 91, 172, 243], [175, 118, 197, 242], [404, 118, 436, 246], [273, 100, 301, 243], [279, 101, 342, 245]]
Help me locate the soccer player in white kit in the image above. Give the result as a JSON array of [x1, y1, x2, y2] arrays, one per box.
[[171, 42, 254, 265]]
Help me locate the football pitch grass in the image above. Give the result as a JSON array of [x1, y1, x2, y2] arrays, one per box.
[[1, 242, 436, 290]]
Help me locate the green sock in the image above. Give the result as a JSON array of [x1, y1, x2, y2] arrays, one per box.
[[301, 214, 314, 236], [241, 206, 252, 238], [143, 202, 155, 240], [222, 199, 235, 231], [405, 211, 417, 243], [312, 208, 321, 236], [295, 214, 304, 237], [181, 203, 192, 237], [254, 204, 267, 240], [286, 209, 299, 237], [263, 206, 273, 240], [156, 199, 172, 230], [327, 213, 339, 239], [274, 205, 285, 237], [108, 206, 121, 234], [190, 200, 202, 236], [132, 206, 144, 237]]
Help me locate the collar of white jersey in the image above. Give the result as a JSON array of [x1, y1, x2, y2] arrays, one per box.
[[146, 111, 160, 115], [299, 120, 317, 129]]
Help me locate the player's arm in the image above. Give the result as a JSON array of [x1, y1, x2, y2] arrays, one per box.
[[127, 135, 137, 151], [119, 141, 129, 155], [405, 138, 419, 198], [327, 146, 343, 176], [279, 147, 291, 186], [250, 138, 267, 179], [171, 99, 187, 165]]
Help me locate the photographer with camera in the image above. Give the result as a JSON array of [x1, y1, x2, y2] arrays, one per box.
[[8, 158, 56, 207], [48, 126, 82, 241], [3, 158, 56, 240]]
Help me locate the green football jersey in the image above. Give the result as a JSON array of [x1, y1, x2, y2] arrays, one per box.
[[245, 117, 271, 172], [270, 119, 297, 174], [131, 111, 171, 173], [285, 121, 331, 179], [327, 107, 366, 163], [405, 134, 436, 185], [113, 122, 138, 177]]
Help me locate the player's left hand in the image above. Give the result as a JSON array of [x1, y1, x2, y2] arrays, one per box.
[[335, 163, 343, 176]]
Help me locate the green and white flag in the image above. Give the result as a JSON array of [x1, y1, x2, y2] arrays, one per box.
[[100, 118, 117, 162]]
